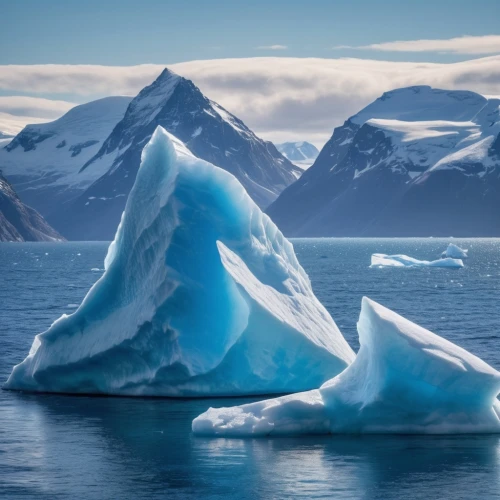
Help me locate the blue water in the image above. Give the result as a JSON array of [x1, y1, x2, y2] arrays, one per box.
[[1, 238, 500, 499]]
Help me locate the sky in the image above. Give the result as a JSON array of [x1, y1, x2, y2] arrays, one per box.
[[1, 0, 500, 145]]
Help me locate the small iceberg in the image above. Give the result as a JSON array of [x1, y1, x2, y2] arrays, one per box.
[[371, 253, 463, 269], [193, 297, 500, 436], [4, 127, 353, 397], [442, 243, 468, 259]]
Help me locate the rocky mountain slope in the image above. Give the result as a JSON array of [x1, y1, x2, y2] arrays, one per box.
[[0, 172, 63, 241], [267, 86, 500, 236], [46, 68, 300, 240]]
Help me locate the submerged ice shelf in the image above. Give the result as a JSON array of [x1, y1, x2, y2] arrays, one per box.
[[193, 298, 500, 436], [4, 127, 354, 397], [371, 253, 464, 269]]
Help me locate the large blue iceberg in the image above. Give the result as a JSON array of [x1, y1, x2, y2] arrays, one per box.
[[5, 127, 354, 396], [193, 297, 500, 435]]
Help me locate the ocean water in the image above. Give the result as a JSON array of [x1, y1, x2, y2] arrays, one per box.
[[0, 238, 499, 499]]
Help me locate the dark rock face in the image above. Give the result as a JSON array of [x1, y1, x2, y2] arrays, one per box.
[[6, 131, 55, 153], [69, 140, 100, 157], [267, 87, 500, 237], [0, 173, 63, 242], [51, 69, 300, 240]]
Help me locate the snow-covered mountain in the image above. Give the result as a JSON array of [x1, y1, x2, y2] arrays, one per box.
[[267, 86, 500, 237], [51, 68, 301, 240], [0, 96, 132, 218], [0, 171, 63, 242], [276, 141, 319, 168]]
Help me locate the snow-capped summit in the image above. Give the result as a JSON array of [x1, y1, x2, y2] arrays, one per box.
[[352, 86, 487, 124], [268, 86, 500, 237], [276, 141, 319, 168], [52, 68, 301, 240], [0, 96, 132, 217], [83, 70, 181, 160]]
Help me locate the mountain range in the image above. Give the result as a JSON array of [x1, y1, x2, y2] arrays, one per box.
[[1, 83, 498, 240], [0, 69, 300, 241], [276, 141, 319, 169], [267, 86, 500, 237]]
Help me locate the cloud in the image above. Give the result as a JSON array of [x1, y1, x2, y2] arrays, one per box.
[[0, 96, 77, 136], [173, 56, 500, 145], [0, 96, 75, 118], [335, 35, 500, 55], [256, 45, 288, 50], [0, 56, 499, 146], [0, 64, 162, 96], [0, 112, 51, 137]]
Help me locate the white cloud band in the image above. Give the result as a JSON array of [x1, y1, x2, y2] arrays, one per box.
[[1, 55, 499, 145], [336, 35, 500, 55], [256, 45, 288, 50], [0, 96, 75, 118]]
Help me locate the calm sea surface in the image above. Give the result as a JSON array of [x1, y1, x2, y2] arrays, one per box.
[[0, 238, 499, 499]]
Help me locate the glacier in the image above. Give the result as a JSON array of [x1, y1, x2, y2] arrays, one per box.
[[4, 126, 354, 396], [442, 243, 468, 259], [193, 297, 500, 436], [371, 253, 464, 269]]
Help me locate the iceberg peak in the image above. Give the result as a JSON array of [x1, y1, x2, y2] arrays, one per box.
[[442, 243, 468, 259], [5, 127, 353, 396]]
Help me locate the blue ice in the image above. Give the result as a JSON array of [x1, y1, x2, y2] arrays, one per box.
[[5, 128, 353, 396]]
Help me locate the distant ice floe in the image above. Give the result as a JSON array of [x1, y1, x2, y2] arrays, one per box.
[[371, 253, 463, 269], [193, 298, 500, 436], [442, 243, 468, 259]]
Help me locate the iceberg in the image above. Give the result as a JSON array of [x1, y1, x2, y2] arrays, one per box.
[[371, 253, 463, 269], [4, 127, 354, 396], [442, 243, 468, 259], [193, 297, 500, 436]]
